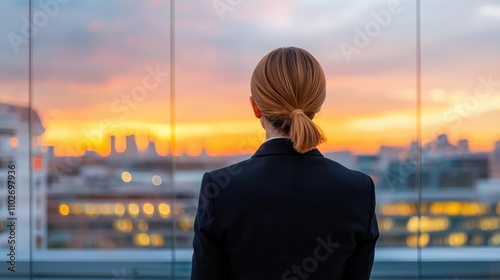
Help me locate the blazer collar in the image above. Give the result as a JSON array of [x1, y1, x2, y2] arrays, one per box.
[[251, 138, 323, 158]]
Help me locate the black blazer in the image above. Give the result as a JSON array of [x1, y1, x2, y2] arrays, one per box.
[[191, 138, 379, 280]]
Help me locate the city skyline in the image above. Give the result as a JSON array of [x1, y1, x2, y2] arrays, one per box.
[[2, 98, 500, 157], [47, 129, 500, 160]]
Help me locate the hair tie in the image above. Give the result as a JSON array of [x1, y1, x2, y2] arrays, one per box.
[[290, 109, 304, 119]]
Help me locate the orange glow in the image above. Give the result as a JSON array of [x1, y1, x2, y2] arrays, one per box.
[[9, 137, 19, 148], [134, 233, 150, 246], [406, 233, 430, 247], [114, 204, 125, 217], [407, 216, 450, 233], [128, 203, 140, 216], [59, 204, 70, 216], [137, 220, 149, 231], [149, 234, 164, 246], [143, 203, 155, 216], [380, 203, 416, 216], [448, 232, 468, 247], [113, 219, 133, 233], [34, 156, 42, 171], [158, 203, 171, 218], [41, 112, 499, 157], [430, 202, 489, 216], [42, 117, 405, 156], [34, 68, 500, 157]]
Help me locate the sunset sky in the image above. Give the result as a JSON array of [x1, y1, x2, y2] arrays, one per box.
[[1, 0, 499, 156]]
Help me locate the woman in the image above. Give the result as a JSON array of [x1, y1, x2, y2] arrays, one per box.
[[191, 47, 379, 280]]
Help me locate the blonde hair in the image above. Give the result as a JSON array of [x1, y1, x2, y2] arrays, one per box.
[[251, 47, 326, 153]]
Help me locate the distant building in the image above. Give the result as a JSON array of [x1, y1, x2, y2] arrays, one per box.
[[108, 134, 161, 160], [435, 134, 456, 156], [144, 135, 160, 158], [377, 145, 407, 171], [379, 152, 489, 190], [47, 170, 198, 249], [355, 155, 381, 183], [0, 102, 47, 251], [109, 135, 118, 157], [124, 135, 139, 157], [492, 140, 500, 177], [457, 139, 470, 154]]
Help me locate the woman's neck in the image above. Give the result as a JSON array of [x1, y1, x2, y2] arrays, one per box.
[[262, 118, 286, 140]]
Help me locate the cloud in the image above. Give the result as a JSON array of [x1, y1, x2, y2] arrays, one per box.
[[479, 5, 500, 17]]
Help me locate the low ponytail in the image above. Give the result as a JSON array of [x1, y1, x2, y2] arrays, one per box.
[[289, 109, 326, 153], [251, 47, 327, 153]]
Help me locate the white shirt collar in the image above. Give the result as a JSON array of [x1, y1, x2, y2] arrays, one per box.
[[265, 136, 289, 142]]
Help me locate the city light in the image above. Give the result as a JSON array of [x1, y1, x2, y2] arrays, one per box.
[[158, 203, 171, 218], [461, 202, 490, 216], [178, 216, 194, 231], [97, 204, 107, 215], [430, 202, 489, 216], [103, 204, 113, 215], [128, 203, 140, 217], [34, 156, 43, 171], [430, 203, 444, 215], [114, 219, 133, 233], [150, 234, 164, 246], [378, 219, 394, 232], [448, 232, 468, 247], [65, 203, 117, 217], [59, 204, 70, 216], [115, 203, 125, 217], [143, 203, 155, 216], [490, 233, 500, 245], [137, 220, 149, 231], [121, 171, 132, 183], [406, 233, 430, 247], [84, 204, 97, 216], [72, 204, 82, 215], [8, 137, 19, 148], [443, 202, 461, 216], [134, 233, 150, 246], [407, 216, 450, 233], [380, 203, 415, 216], [152, 175, 162, 186], [477, 217, 500, 231]]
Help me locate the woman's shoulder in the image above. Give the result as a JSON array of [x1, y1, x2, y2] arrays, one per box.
[[318, 156, 375, 186], [203, 157, 254, 181]]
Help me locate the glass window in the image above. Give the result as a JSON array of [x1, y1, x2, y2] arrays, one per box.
[[0, 0, 499, 279], [0, 0, 31, 276], [420, 0, 500, 278]]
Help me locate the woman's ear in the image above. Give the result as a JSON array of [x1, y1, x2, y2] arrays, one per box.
[[249, 96, 262, 118]]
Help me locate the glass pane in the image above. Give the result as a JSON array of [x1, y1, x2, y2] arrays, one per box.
[[421, 0, 500, 278], [0, 0, 31, 277], [176, 0, 418, 278], [30, 0, 174, 278]]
